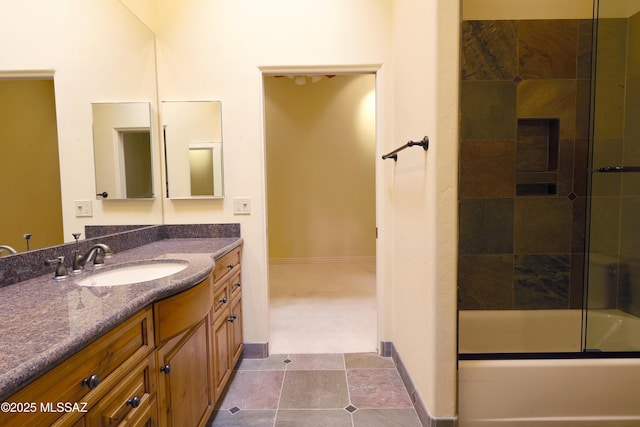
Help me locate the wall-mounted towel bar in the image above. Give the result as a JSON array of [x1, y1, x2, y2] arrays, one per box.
[[382, 136, 429, 161], [598, 166, 640, 173]]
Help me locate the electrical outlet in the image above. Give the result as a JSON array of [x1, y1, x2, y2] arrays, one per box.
[[233, 197, 251, 215], [75, 200, 93, 217]]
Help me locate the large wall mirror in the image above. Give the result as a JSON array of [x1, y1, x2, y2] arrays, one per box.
[[0, 0, 160, 253], [92, 102, 154, 200], [163, 101, 225, 199]]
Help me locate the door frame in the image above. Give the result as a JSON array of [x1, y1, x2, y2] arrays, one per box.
[[260, 64, 386, 352]]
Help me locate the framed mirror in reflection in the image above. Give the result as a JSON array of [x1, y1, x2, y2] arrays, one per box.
[[92, 102, 154, 200], [163, 101, 225, 199]]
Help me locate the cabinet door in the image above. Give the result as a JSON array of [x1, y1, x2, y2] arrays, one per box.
[[229, 296, 243, 367], [211, 314, 231, 400], [156, 319, 212, 427]]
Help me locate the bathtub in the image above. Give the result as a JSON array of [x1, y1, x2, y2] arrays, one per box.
[[458, 309, 640, 426]]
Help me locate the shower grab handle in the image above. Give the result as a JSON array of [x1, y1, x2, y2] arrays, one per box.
[[598, 166, 640, 173]]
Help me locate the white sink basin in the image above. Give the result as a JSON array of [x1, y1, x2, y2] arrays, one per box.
[[76, 261, 188, 287]]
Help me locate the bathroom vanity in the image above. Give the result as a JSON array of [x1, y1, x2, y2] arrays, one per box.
[[0, 229, 242, 427]]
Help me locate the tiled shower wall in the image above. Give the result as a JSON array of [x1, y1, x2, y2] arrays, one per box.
[[458, 19, 593, 310], [590, 13, 640, 316]]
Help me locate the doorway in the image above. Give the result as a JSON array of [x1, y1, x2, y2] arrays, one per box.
[[264, 73, 377, 354]]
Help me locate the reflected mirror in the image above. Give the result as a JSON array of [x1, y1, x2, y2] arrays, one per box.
[[163, 101, 224, 198], [92, 102, 154, 200]]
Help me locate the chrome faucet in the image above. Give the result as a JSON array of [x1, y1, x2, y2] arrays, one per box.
[[0, 245, 17, 256], [73, 243, 112, 272]]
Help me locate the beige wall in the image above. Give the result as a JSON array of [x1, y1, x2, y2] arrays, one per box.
[[0, 80, 63, 251], [463, 0, 593, 19], [463, 0, 640, 20], [264, 74, 376, 261]]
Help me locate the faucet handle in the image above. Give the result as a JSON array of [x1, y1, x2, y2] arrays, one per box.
[[45, 256, 69, 280]]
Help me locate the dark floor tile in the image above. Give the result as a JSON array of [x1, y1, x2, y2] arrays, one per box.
[[216, 370, 284, 410], [286, 353, 345, 370], [347, 369, 413, 409], [208, 409, 276, 427], [345, 353, 395, 369], [275, 409, 352, 427], [353, 408, 422, 427], [279, 370, 349, 409]]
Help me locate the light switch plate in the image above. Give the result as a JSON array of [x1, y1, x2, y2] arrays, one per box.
[[75, 200, 93, 217], [233, 197, 251, 215]]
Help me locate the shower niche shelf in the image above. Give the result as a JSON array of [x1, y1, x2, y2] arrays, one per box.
[[516, 118, 560, 196]]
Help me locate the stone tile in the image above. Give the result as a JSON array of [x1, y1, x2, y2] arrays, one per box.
[[589, 195, 621, 255], [275, 409, 352, 427], [216, 370, 284, 410], [236, 354, 288, 371], [577, 19, 594, 80], [514, 198, 571, 254], [570, 253, 585, 309], [590, 138, 623, 197], [593, 78, 625, 139], [459, 198, 514, 255], [624, 76, 640, 142], [514, 254, 570, 309], [571, 197, 587, 254], [461, 20, 518, 81], [279, 370, 349, 409], [517, 79, 577, 140], [519, 20, 578, 79], [594, 18, 628, 79], [620, 197, 640, 258], [458, 254, 514, 310], [628, 12, 640, 79], [558, 140, 575, 197], [353, 409, 422, 427], [573, 139, 589, 197], [516, 119, 559, 172], [286, 353, 345, 370], [459, 139, 516, 198], [208, 409, 276, 427], [347, 369, 413, 409], [345, 353, 395, 370], [461, 81, 517, 140], [576, 79, 591, 139]]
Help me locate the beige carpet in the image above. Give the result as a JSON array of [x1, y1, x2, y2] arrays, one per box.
[[269, 261, 377, 354]]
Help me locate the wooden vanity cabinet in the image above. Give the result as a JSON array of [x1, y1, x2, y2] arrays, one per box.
[[1, 243, 243, 427], [0, 308, 155, 427], [154, 275, 213, 427], [210, 246, 243, 400]]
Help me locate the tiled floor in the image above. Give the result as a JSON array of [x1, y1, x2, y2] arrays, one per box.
[[207, 353, 423, 427], [269, 262, 377, 354]]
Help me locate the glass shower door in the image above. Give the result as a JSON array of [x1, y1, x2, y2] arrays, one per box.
[[585, 1, 640, 352]]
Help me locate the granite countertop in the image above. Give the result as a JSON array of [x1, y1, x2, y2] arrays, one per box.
[[0, 237, 242, 401]]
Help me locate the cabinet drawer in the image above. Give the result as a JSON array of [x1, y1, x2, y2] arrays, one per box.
[[85, 353, 156, 427], [211, 283, 229, 318], [229, 272, 241, 301], [0, 308, 154, 427], [212, 247, 241, 283], [154, 276, 212, 345]]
